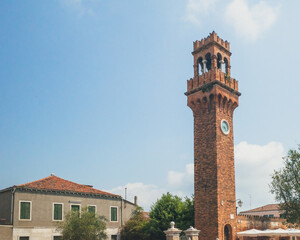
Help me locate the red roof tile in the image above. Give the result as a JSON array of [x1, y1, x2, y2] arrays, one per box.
[[240, 204, 280, 213], [16, 175, 120, 197]]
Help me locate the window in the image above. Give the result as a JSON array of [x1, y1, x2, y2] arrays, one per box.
[[280, 213, 286, 218], [53, 203, 63, 221], [20, 237, 29, 240], [88, 205, 96, 214], [20, 201, 31, 220], [269, 214, 274, 218], [110, 207, 117, 222], [53, 236, 62, 240], [71, 204, 80, 216], [111, 235, 117, 240]]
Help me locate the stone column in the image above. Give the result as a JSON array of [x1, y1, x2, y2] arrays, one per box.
[[219, 60, 225, 72], [184, 226, 201, 240], [164, 222, 182, 240]]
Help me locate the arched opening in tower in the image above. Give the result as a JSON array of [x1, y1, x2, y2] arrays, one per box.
[[205, 53, 212, 71], [217, 53, 222, 70], [197, 57, 204, 75], [224, 224, 232, 240], [224, 57, 229, 74]]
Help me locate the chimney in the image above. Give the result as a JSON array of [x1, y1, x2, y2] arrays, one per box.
[[134, 196, 138, 205]]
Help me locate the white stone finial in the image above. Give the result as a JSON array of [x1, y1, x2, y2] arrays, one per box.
[[170, 221, 175, 229], [184, 226, 201, 238]]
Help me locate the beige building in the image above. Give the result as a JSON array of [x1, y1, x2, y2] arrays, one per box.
[[239, 204, 284, 218], [0, 175, 137, 240], [237, 204, 287, 233]]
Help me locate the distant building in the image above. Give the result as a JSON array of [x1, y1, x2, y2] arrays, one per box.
[[239, 204, 284, 218], [237, 204, 286, 232], [0, 175, 137, 240]]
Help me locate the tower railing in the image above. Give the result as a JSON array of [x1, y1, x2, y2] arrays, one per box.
[[187, 69, 239, 93]]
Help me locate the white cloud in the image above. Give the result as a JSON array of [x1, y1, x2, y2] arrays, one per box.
[[167, 163, 194, 187], [107, 142, 285, 212], [60, 0, 97, 17], [225, 0, 279, 41], [183, 0, 218, 25], [107, 163, 194, 211], [106, 182, 166, 211], [235, 141, 285, 211]]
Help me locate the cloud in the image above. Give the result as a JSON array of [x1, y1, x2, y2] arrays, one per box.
[[107, 163, 194, 211], [60, 0, 97, 17], [107, 141, 285, 211], [106, 182, 166, 211], [225, 0, 279, 41], [167, 163, 193, 187], [235, 141, 285, 211], [183, 0, 218, 25]]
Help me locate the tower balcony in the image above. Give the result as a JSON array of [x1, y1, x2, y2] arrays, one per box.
[[185, 69, 240, 96]]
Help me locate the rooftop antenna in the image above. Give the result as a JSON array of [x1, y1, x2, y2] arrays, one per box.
[[124, 187, 127, 208], [249, 194, 252, 209]]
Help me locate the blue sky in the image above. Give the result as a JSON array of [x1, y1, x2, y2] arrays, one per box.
[[0, 0, 299, 211]]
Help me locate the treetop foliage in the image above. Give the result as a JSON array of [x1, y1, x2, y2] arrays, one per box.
[[270, 145, 300, 224], [57, 207, 107, 240], [121, 192, 194, 240]]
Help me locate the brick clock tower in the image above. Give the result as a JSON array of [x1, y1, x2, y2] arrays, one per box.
[[185, 32, 241, 240]]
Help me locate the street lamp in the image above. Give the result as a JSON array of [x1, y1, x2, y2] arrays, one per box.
[[237, 199, 243, 208]]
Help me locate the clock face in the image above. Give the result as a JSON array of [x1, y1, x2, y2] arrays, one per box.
[[221, 119, 230, 135]]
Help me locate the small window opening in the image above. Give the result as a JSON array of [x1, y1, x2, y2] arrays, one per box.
[[224, 57, 229, 74], [205, 53, 212, 71], [197, 57, 203, 75]]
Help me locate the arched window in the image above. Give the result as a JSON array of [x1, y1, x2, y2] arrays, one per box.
[[205, 53, 212, 71], [224, 57, 229, 74], [198, 57, 204, 75], [217, 53, 222, 70]]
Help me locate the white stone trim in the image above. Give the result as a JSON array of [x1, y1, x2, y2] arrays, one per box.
[[52, 203, 64, 221], [110, 206, 118, 222], [88, 204, 97, 214], [19, 201, 32, 221], [70, 204, 81, 217]]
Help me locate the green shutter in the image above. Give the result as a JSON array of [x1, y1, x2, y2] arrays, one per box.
[[54, 204, 62, 220], [20, 202, 30, 220], [111, 207, 117, 221], [71, 205, 80, 217], [88, 206, 96, 214]]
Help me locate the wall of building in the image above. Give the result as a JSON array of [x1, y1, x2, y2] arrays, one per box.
[[12, 190, 136, 240], [0, 225, 13, 240], [0, 190, 13, 225], [237, 215, 286, 232]]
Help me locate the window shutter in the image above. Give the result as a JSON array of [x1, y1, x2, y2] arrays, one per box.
[[54, 204, 62, 220], [111, 207, 117, 221], [88, 206, 95, 214], [20, 202, 30, 220]]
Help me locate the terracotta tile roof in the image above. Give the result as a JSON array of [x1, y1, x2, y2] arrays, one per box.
[[16, 175, 120, 198], [240, 204, 280, 213]]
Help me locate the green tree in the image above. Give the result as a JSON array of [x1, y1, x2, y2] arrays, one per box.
[[270, 146, 300, 224], [121, 193, 194, 240], [120, 207, 150, 240], [148, 193, 194, 240], [57, 207, 107, 240]]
